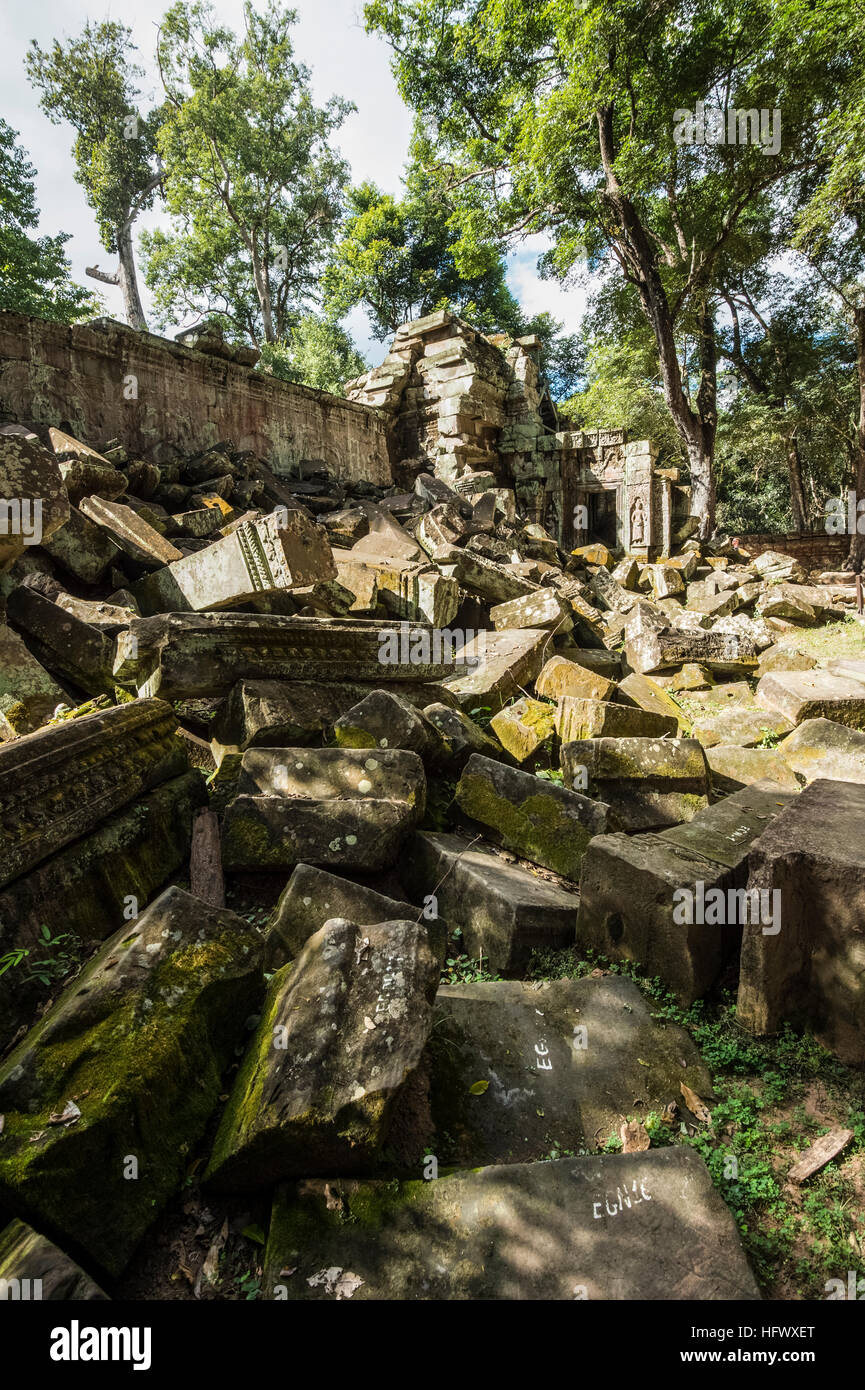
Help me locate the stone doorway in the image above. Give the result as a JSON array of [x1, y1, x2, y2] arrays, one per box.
[[589, 488, 618, 549]]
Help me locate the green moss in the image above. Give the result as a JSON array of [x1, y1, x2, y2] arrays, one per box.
[[0, 908, 262, 1277], [458, 771, 590, 879]]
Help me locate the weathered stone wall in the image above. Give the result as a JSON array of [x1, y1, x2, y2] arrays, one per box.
[[0, 313, 393, 486], [738, 532, 851, 570]]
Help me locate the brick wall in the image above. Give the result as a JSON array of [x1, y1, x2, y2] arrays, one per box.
[[0, 313, 393, 486], [737, 532, 852, 571]]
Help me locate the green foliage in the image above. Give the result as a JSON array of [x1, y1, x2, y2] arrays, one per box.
[[143, 0, 352, 346], [0, 945, 29, 978], [27, 21, 162, 255], [258, 315, 368, 394], [441, 952, 500, 985], [0, 120, 99, 322], [324, 159, 521, 340]]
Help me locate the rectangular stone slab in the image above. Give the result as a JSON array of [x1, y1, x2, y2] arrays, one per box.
[[262, 1149, 760, 1300], [429, 976, 711, 1164], [0, 1219, 108, 1301], [41, 505, 117, 584], [0, 435, 70, 573], [455, 753, 608, 881], [555, 697, 676, 742], [267, 863, 433, 965], [442, 628, 551, 709], [212, 677, 457, 752], [737, 778, 865, 1064], [561, 736, 710, 832], [113, 614, 462, 699], [131, 510, 336, 613], [400, 830, 579, 971], [436, 543, 539, 603], [626, 627, 757, 676], [0, 621, 67, 736], [756, 670, 865, 728], [236, 746, 425, 804], [0, 770, 206, 1051], [79, 495, 183, 569], [777, 717, 865, 785], [490, 589, 573, 633], [0, 698, 189, 888], [576, 783, 798, 1005], [222, 796, 421, 872], [7, 583, 116, 697]]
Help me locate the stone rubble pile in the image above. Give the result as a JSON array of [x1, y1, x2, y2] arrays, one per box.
[[1, 410, 863, 1301]]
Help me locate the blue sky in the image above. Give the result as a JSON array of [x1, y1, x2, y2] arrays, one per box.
[[1, 0, 589, 363]]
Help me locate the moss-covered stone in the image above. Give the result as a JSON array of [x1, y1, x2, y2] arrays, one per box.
[[205, 917, 438, 1192], [455, 754, 608, 881], [0, 887, 262, 1277], [261, 1149, 761, 1299]]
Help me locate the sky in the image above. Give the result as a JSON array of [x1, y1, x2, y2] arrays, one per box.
[[1, 0, 589, 364]]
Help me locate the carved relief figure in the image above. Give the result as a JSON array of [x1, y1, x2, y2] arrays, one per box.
[[630, 494, 646, 545]]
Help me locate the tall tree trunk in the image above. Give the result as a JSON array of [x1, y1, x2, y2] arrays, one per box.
[[116, 222, 148, 331], [596, 107, 718, 540], [786, 430, 809, 531], [846, 304, 865, 570]]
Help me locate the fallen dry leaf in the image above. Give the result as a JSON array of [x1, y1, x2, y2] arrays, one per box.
[[48, 1100, 81, 1127], [680, 1082, 712, 1125], [619, 1120, 650, 1152]]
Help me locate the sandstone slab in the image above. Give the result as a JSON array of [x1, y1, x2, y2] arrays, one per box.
[[206, 917, 438, 1190], [455, 754, 608, 881], [400, 830, 579, 971], [262, 1149, 760, 1300]]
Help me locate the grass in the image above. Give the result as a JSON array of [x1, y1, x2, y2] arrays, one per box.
[[525, 945, 865, 1300]]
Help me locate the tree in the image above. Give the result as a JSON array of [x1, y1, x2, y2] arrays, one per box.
[[258, 314, 368, 393], [776, 1, 865, 565], [715, 273, 857, 532], [324, 152, 522, 339], [142, 0, 351, 347], [366, 0, 826, 536], [26, 21, 163, 329], [0, 120, 99, 322]]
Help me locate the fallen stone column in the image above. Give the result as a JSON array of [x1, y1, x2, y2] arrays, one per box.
[[113, 614, 462, 699], [0, 697, 189, 888]]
